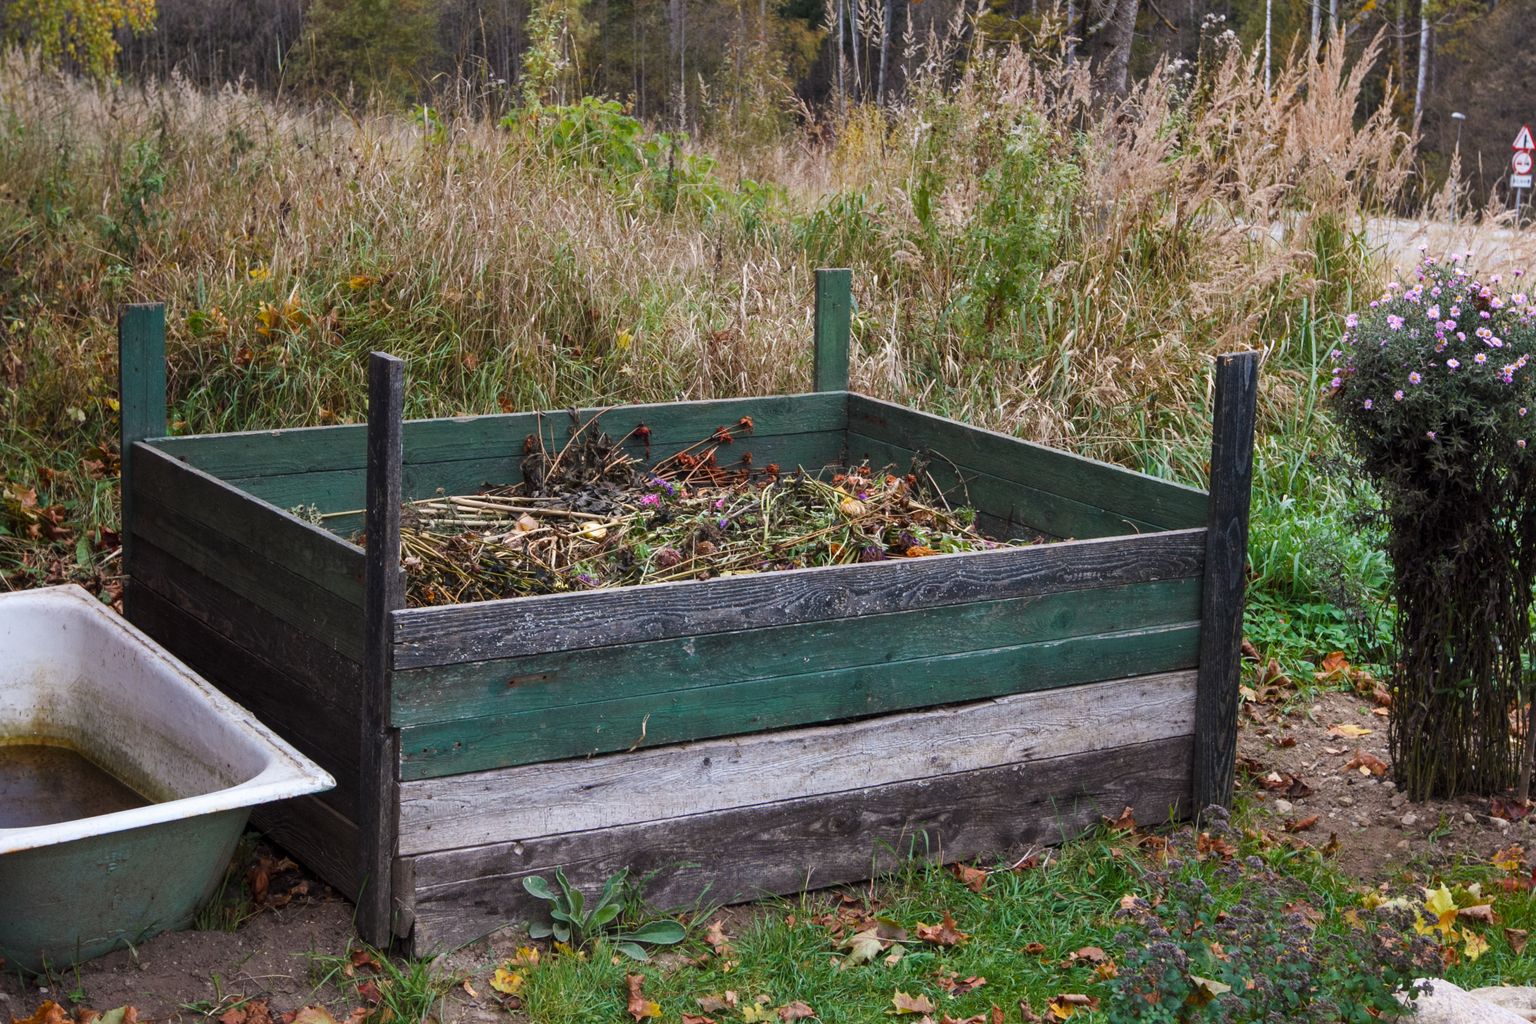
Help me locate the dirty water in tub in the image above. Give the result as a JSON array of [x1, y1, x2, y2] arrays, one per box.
[[0, 740, 153, 827]]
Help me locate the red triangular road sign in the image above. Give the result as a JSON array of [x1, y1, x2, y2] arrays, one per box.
[[1515, 124, 1535, 151]]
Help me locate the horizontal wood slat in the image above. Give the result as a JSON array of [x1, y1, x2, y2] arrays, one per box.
[[848, 394, 1209, 531], [126, 566, 363, 819], [397, 620, 1199, 778], [130, 496, 365, 660], [391, 529, 1206, 668], [152, 392, 848, 479], [134, 442, 365, 600], [397, 670, 1196, 853], [391, 576, 1201, 726], [848, 432, 1160, 539], [401, 734, 1193, 951]]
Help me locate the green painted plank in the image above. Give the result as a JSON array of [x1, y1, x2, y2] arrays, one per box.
[[397, 620, 1201, 778], [391, 576, 1201, 726], [814, 269, 852, 392], [118, 303, 166, 566], [134, 443, 364, 602], [229, 432, 849, 525], [153, 393, 848, 480], [131, 496, 366, 660], [847, 432, 1162, 539], [848, 394, 1209, 530]]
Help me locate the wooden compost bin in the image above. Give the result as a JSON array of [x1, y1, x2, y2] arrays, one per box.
[[115, 272, 1258, 952]]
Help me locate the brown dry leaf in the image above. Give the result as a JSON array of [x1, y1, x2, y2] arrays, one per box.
[[951, 864, 989, 894], [706, 919, 734, 956], [682, 1016, 719, 1024], [1105, 807, 1138, 832], [1506, 927, 1529, 954], [1345, 751, 1388, 777], [1045, 994, 1097, 1020], [1458, 904, 1496, 924], [286, 1009, 343, 1024], [1063, 946, 1107, 965], [1327, 723, 1372, 739], [777, 1001, 816, 1021], [1018, 1000, 1044, 1023], [1286, 815, 1320, 833], [893, 992, 937, 1015], [355, 979, 382, 1005], [1491, 796, 1532, 822], [915, 912, 968, 946], [697, 992, 740, 1013], [14, 1006, 69, 1024], [625, 974, 662, 1021], [938, 1016, 989, 1024], [1022, 941, 1047, 955], [934, 969, 986, 995], [1196, 832, 1237, 861], [1321, 832, 1342, 857]]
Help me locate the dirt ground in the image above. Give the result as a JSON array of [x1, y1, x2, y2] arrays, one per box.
[[7, 684, 1534, 1022]]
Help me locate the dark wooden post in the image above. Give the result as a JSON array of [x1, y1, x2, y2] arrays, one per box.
[[118, 303, 166, 593], [360, 352, 405, 946], [813, 268, 852, 392], [1193, 350, 1260, 813]]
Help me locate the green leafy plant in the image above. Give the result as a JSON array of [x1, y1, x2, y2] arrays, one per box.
[[523, 867, 686, 960]]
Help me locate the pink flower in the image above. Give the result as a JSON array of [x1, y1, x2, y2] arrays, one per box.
[[1387, 315, 1405, 331], [1475, 353, 1488, 364], [1447, 358, 1461, 369], [1393, 390, 1404, 401], [1409, 372, 1422, 384], [1363, 398, 1374, 410]]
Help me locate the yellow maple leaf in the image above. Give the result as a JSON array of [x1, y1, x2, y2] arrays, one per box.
[[348, 274, 377, 291], [1424, 885, 1459, 938], [1464, 929, 1490, 961], [489, 967, 524, 994], [249, 264, 271, 281]]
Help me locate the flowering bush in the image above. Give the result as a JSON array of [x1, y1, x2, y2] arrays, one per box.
[[1331, 254, 1536, 799]]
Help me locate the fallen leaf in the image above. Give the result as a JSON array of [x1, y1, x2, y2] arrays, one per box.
[[893, 992, 936, 1015], [1018, 1000, 1043, 1023], [682, 1016, 718, 1024], [1045, 994, 1096, 1020], [1286, 815, 1320, 833], [355, 980, 382, 1005], [1187, 976, 1233, 1005], [1464, 930, 1491, 961], [951, 864, 988, 893], [1506, 927, 1529, 954], [461, 979, 479, 999], [915, 912, 968, 946], [706, 919, 734, 956], [777, 1002, 815, 1021], [1105, 807, 1137, 832], [490, 967, 525, 995], [1492, 796, 1531, 822], [1023, 941, 1047, 955], [626, 975, 661, 1021], [1458, 904, 1495, 924], [14, 1001, 69, 1024], [697, 992, 739, 1013], [1063, 946, 1107, 965], [934, 969, 986, 995], [842, 928, 885, 967], [1327, 723, 1372, 738], [286, 1009, 342, 1024], [1345, 751, 1388, 777]]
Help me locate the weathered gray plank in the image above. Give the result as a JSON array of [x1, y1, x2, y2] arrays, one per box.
[[126, 565, 361, 819], [134, 442, 365, 603], [154, 392, 848, 479], [397, 671, 1195, 854], [251, 794, 361, 901], [359, 352, 405, 947], [401, 734, 1193, 951], [130, 494, 365, 661], [391, 528, 1206, 668], [397, 621, 1199, 778], [848, 394, 1209, 530], [391, 576, 1202, 725], [1193, 351, 1259, 812]]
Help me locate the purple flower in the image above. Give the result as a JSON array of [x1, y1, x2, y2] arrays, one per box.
[[1521, 440, 1529, 450], [1427, 304, 1441, 320], [1387, 315, 1405, 331], [1427, 431, 1437, 440], [639, 493, 661, 508], [1409, 372, 1422, 384], [1447, 359, 1461, 370], [1393, 390, 1404, 401], [1363, 398, 1374, 410]]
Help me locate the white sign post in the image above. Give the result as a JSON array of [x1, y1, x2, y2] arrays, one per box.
[[1514, 124, 1536, 224]]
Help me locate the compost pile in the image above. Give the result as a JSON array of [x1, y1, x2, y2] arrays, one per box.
[[394, 416, 1020, 606]]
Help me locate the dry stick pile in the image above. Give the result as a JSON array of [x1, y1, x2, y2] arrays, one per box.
[[389, 415, 1024, 606]]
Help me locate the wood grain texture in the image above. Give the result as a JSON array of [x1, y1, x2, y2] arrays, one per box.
[[135, 443, 365, 601], [153, 393, 847, 479], [813, 268, 852, 392], [848, 394, 1209, 531], [129, 494, 365, 661], [391, 576, 1202, 725], [118, 303, 166, 589], [396, 621, 1199, 779], [360, 352, 405, 945], [1193, 351, 1259, 812], [397, 671, 1195, 853], [401, 734, 1193, 951], [125, 581, 362, 819], [847, 431, 1160, 539], [251, 794, 361, 899], [391, 528, 1206, 668]]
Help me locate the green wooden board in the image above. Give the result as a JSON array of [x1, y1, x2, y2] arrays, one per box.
[[392, 575, 1201, 726], [847, 432, 1163, 539], [848, 395, 1209, 530], [154, 393, 848, 480], [397, 619, 1200, 778]]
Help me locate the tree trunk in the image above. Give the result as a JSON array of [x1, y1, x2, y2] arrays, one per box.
[[1414, 12, 1429, 124], [878, 0, 892, 106], [1310, 0, 1320, 54], [1079, 0, 1137, 96], [849, 0, 863, 101], [1329, 0, 1338, 35], [834, 0, 846, 114], [1395, 0, 1406, 91]]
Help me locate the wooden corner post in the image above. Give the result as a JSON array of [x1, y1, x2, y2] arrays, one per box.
[[118, 303, 166, 588], [1193, 350, 1259, 814], [361, 352, 405, 946], [813, 268, 852, 392]]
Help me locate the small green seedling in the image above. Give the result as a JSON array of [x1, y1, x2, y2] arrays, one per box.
[[523, 867, 686, 960]]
